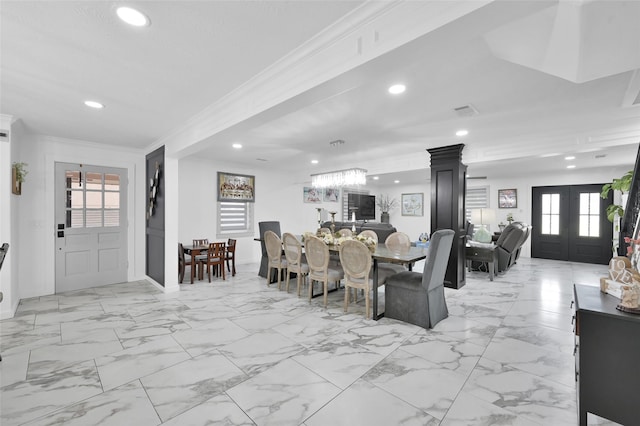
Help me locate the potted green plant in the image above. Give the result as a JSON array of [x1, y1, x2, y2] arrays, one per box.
[[601, 170, 633, 222], [12, 162, 28, 195], [376, 194, 398, 223]]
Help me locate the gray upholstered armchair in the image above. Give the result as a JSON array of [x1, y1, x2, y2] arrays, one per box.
[[384, 229, 455, 329]]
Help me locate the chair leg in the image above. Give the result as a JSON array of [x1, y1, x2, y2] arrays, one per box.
[[221, 262, 225, 280], [232, 258, 236, 276], [323, 281, 329, 307], [285, 271, 291, 292], [344, 286, 349, 312]]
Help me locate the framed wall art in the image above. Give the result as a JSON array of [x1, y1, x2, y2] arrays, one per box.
[[217, 172, 255, 202], [498, 188, 517, 208], [401, 193, 424, 216], [303, 187, 322, 203], [323, 187, 340, 202]]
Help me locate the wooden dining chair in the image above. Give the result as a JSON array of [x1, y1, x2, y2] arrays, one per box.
[[264, 230, 287, 289], [305, 235, 344, 307], [378, 231, 412, 284], [339, 239, 373, 318], [282, 232, 309, 295], [191, 239, 209, 278], [201, 242, 226, 282], [178, 242, 196, 284], [225, 238, 237, 276], [337, 228, 353, 237]]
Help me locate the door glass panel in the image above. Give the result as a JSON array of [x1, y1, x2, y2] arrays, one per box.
[[104, 210, 120, 227], [104, 192, 119, 209], [68, 210, 83, 228], [578, 192, 600, 237], [542, 214, 551, 234], [551, 194, 560, 214], [71, 191, 83, 208], [105, 174, 119, 191], [551, 215, 560, 234], [86, 191, 103, 209], [86, 210, 102, 227], [65, 171, 81, 189], [541, 194, 560, 235], [63, 169, 120, 229], [86, 172, 103, 190]]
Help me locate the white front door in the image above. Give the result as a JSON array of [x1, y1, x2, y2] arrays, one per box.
[[55, 162, 128, 293]]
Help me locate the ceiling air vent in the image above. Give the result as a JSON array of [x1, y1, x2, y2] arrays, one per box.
[[0, 131, 8, 138], [453, 104, 479, 117]]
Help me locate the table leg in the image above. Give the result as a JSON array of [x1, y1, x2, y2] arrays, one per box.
[[191, 254, 196, 284], [372, 258, 384, 320], [489, 261, 494, 281]]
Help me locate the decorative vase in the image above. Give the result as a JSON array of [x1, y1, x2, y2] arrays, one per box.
[[381, 211, 390, 224]]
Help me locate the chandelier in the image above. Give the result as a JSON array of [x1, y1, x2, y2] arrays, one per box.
[[311, 168, 367, 188]]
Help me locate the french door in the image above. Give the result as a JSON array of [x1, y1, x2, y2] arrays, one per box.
[[531, 184, 613, 264], [55, 162, 128, 292]]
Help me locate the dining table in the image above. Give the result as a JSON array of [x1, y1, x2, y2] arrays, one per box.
[[369, 244, 429, 320], [305, 238, 429, 320]]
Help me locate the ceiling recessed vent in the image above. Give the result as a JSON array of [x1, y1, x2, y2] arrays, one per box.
[[453, 104, 479, 117], [329, 139, 345, 148], [0, 131, 7, 138]]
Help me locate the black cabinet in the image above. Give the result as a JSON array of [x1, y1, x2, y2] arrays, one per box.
[[573, 284, 640, 426]]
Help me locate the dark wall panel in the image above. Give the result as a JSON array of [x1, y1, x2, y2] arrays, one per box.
[[146, 146, 165, 286]]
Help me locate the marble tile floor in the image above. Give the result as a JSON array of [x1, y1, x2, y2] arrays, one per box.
[[0, 258, 623, 426]]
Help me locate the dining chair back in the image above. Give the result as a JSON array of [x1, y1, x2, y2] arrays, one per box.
[[337, 228, 353, 237], [193, 239, 208, 247], [377, 231, 412, 284], [305, 235, 344, 307], [384, 232, 411, 249], [339, 239, 373, 318], [319, 227, 331, 234], [264, 230, 287, 289], [0, 243, 8, 270], [202, 242, 226, 282], [282, 233, 309, 295], [225, 238, 237, 276], [178, 242, 193, 284], [358, 229, 378, 242]]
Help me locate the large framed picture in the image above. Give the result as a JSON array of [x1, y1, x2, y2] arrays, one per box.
[[498, 188, 517, 208], [401, 193, 423, 216], [217, 172, 255, 202], [323, 187, 340, 202], [303, 187, 322, 203]]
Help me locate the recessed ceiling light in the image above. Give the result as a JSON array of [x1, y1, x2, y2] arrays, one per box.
[[84, 100, 104, 109], [116, 6, 150, 27], [394, 180, 400, 184], [388, 84, 406, 95], [456, 129, 469, 137], [232, 143, 242, 149], [372, 176, 379, 180], [311, 160, 318, 164], [567, 165, 576, 169], [565, 156, 576, 160]]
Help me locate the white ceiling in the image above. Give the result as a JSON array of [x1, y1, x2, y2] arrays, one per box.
[[2, 0, 639, 185]]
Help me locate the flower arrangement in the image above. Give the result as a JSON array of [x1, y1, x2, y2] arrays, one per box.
[[376, 194, 398, 213], [303, 231, 377, 252]]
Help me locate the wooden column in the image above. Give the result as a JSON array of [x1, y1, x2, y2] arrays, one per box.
[[428, 144, 467, 289]]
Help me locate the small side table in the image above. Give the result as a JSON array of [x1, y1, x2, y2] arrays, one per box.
[[465, 243, 497, 281]]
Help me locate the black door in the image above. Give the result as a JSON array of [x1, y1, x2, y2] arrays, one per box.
[[532, 184, 613, 264]]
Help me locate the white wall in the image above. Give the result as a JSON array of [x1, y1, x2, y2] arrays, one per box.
[[178, 157, 321, 266], [16, 134, 146, 300], [0, 115, 18, 319]]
